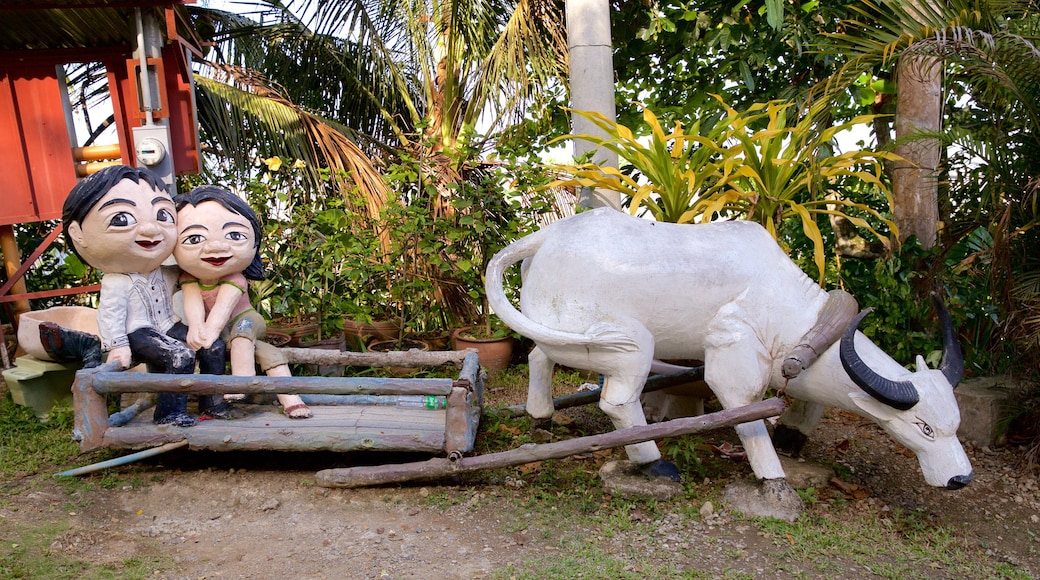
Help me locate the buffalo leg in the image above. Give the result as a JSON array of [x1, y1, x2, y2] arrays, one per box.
[[597, 329, 657, 464], [704, 303, 784, 480], [526, 346, 556, 420]]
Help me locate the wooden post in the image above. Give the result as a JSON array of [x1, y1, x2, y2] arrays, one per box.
[[0, 225, 31, 317], [314, 398, 785, 488], [72, 363, 119, 451], [443, 386, 471, 459]]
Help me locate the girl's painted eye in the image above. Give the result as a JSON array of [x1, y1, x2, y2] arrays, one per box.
[[227, 231, 249, 242], [109, 212, 136, 227], [157, 208, 175, 222], [182, 234, 205, 245]]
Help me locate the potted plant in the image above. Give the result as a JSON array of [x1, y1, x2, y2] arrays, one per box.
[[435, 169, 528, 371]]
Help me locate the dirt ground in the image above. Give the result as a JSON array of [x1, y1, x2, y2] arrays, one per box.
[[4, 380, 1040, 579]]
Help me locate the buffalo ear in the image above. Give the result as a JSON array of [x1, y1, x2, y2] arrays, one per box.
[[915, 355, 929, 373], [849, 392, 900, 424]]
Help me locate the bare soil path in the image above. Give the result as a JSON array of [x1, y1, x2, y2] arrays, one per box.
[[4, 388, 1040, 578]]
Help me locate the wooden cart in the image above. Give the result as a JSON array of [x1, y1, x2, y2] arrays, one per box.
[[66, 346, 785, 489], [71, 348, 484, 459]]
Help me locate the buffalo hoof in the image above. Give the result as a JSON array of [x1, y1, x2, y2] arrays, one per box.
[[643, 459, 681, 482]]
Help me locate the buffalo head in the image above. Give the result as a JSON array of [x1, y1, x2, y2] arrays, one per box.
[[839, 293, 973, 490]]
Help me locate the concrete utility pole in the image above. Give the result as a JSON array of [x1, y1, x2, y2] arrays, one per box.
[[566, 0, 621, 210]]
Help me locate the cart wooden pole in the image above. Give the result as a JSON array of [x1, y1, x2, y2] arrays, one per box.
[[314, 397, 784, 488]]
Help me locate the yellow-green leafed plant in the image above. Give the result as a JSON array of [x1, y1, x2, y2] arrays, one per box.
[[549, 96, 901, 281], [548, 105, 734, 224]]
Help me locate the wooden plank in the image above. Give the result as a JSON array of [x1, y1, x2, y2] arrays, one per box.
[[102, 404, 447, 452], [91, 372, 456, 396], [281, 347, 471, 368], [118, 404, 445, 430], [103, 425, 445, 453]]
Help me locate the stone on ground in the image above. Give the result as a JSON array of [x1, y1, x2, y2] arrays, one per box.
[[723, 478, 804, 522], [598, 460, 683, 501], [779, 455, 834, 490], [956, 376, 1017, 447]]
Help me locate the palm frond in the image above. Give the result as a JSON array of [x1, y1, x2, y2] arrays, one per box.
[[193, 69, 389, 220]]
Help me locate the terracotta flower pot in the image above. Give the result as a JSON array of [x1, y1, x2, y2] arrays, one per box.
[[451, 327, 514, 373], [343, 317, 402, 342], [261, 330, 292, 348], [267, 317, 320, 347]]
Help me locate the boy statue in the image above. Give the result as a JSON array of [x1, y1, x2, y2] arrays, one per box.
[[59, 165, 228, 426]]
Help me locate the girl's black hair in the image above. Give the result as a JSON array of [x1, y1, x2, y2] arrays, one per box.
[[174, 185, 266, 280], [61, 165, 168, 261]]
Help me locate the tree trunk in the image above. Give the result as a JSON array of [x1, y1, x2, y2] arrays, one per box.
[[892, 53, 942, 249]]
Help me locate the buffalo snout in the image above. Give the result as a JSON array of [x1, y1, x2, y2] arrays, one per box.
[[947, 472, 973, 490]]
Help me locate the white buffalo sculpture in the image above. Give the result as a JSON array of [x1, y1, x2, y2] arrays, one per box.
[[485, 208, 973, 490]]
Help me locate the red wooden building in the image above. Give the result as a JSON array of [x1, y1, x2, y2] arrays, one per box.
[[0, 1, 204, 357]]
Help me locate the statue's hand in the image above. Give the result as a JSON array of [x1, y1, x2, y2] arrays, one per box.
[[185, 325, 208, 351], [107, 346, 132, 370], [196, 324, 222, 350]]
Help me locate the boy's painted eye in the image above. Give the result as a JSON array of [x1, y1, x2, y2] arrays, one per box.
[[157, 208, 175, 222], [109, 212, 136, 227], [182, 234, 205, 245], [226, 231, 249, 242]]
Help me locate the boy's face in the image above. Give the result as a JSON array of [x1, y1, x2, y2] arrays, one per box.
[[173, 200, 256, 283], [66, 178, 177, 274]]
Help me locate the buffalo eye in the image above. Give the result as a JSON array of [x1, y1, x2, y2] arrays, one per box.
[[914, 419, 935, 439]]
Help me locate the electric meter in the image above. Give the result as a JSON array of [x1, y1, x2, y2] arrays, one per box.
[[135, 137, 166, 166]]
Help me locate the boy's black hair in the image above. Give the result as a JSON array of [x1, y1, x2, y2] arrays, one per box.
[[62, 165, 168, 260]]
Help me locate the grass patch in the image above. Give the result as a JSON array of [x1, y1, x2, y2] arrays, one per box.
[[757, 506, 1034, 579], [0, 392, 83, 478], [0, 520, 172, 579]]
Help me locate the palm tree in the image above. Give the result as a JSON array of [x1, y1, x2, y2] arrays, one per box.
[[187, 0, 570, 329], [816, 0, 1038, 240], [818, 0, 1040, 367], [189, 0, 568, 203]]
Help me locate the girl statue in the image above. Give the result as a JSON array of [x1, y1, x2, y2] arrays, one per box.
[[173, 185, 312, 419]]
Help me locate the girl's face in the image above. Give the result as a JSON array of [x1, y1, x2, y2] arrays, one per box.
[[67, 178, 177, 274], [174, 200, 256, 283]]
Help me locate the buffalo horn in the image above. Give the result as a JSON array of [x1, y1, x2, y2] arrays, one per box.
[[932, 291, 965, 388], [839, 308, 920, 410]]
